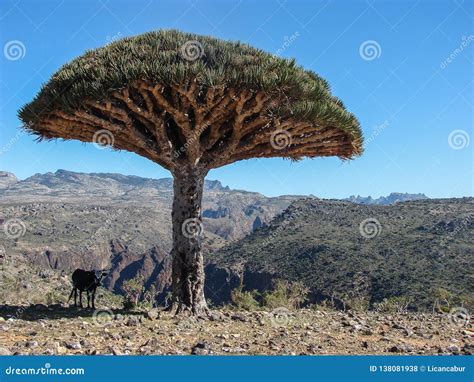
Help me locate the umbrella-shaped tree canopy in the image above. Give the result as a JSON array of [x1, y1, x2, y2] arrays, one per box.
[[19, 30, 363, 315]]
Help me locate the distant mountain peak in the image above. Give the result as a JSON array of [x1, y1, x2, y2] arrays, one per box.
[[345, 192, 428, 205], [0, 171, 18, 189]]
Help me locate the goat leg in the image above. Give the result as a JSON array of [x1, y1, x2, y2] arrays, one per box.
[[67, 288, 75, 305], [91, 288, 96, 309]]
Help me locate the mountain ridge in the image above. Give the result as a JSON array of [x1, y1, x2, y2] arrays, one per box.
[[0, 169, 431, 205]]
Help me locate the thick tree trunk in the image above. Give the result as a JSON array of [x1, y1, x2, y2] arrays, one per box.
[[169, 170, 209, 316]]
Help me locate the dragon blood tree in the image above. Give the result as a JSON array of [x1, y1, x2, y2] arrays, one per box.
[[19, 30, 363, 316]]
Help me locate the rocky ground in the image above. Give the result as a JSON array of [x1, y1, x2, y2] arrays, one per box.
[[0, 305, 472, 355]]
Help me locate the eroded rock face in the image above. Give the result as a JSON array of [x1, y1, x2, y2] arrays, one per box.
[[0, 170, 297, 305], [104, 243, 172, 300]]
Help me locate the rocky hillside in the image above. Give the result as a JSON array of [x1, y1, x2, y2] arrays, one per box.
[[207, 198, 474, 309], [1, 170, 470, 311], [0, 170, 295, 242], [0, 170, 297, 300]]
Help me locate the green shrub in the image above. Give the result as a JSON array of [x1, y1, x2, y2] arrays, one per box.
[[432, 287, 453, 312], [45, 290, 62, 305], [374, 296, 411, 313], [345, 296, 370, 312], [141, 284, 157, 309], [231, 286, 260, 311], [263, 280, 309, 310], [122, 275, 145, 309], [97, 289, 123, 308]]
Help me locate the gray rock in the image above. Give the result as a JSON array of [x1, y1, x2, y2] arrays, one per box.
[[387, 344, 413, 353], [0, 347, 12, 355], [65, 342, 82, 350], [125, 316, 140, 327], [461, 344, 474, 355], [111, 347, 123, 355], [447, 344, 460, 353], [191, 342, 211, 355], [146, 308, 160, 320], [209, 311, 225, 321], [230, 313, 249, 322]]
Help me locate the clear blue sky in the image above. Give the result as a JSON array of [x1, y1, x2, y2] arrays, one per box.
[[1, 0, 472, 198]]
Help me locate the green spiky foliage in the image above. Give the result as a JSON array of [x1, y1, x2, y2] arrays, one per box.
[[19, 29, 362, 162]]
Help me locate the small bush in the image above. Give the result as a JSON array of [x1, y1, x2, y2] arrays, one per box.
[[345, 296, 370, 312], [98, 289, 123, 308], [263, 280, 309, 310], [122, 275, 145, 309], [45, 290, 62, 305], [141, 284, 157, 309], [231, 286, 260, 311], [432, 287, 453, 312], [374, 296, 411, 313]]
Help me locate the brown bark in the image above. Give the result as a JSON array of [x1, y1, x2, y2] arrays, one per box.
[[168, 168, 209, 316]]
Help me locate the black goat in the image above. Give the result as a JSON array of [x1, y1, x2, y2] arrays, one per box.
[[67, 269, 108, 309]]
